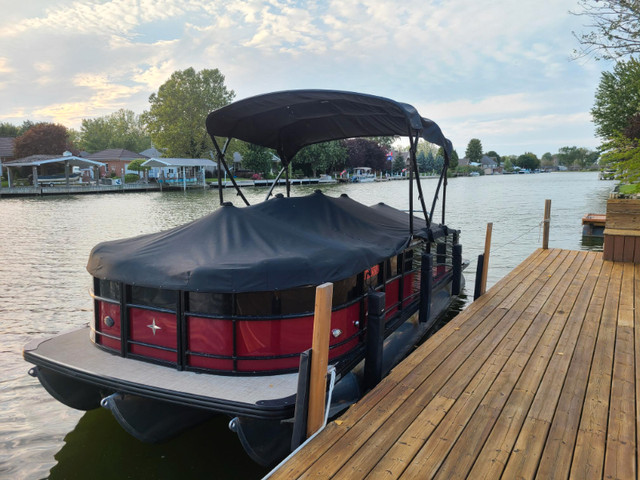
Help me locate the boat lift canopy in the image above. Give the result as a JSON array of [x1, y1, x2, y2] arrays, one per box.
[[205, 89, 453, 229]]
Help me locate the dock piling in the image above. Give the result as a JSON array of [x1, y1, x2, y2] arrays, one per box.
[[419, 253, 433, 323], [306, 282, 333, 438], [364, 291, 386, 391], [543, 199, 551, 249]]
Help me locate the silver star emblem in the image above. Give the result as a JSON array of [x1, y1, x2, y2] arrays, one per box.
[[147, 319, 162, 335]]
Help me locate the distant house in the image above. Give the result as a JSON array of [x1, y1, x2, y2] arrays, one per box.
[[0, 137, 15, 177], [86, 148, 148, 177], [480, 155, 501, 175]]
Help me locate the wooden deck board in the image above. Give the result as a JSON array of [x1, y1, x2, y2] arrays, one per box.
[[270, 249, 638, 480]]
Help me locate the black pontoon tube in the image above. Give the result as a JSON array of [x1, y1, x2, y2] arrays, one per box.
[[212, 136, 250, 206]]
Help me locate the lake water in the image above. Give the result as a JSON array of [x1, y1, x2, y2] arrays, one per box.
[[0, 172, 615, 479]]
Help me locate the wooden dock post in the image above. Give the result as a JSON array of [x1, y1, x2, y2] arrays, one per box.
[[542, 199, 551, 249], [306, 282, 333, 438]]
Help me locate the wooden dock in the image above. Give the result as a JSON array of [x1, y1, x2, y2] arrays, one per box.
[[270, 248, 638, 479]]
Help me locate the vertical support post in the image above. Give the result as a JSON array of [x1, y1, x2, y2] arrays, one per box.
[[291, 349, 312, 451], [452, 243, 462, 296], [65, 160, 70, 187], [7, 167, 12, 188], [364, 291, 386, 391], [480, 223, 492, 296], [542, 199, 551, 249], [436, 241, 447, 266], [474, 254, 485, 300], [419, 252, 433, 323], [32, 166, 38, 189], [306, 282, 333, 438]]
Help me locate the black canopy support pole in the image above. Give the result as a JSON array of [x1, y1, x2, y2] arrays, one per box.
[[442, 151, 450, 225], [211, 137, 227, 204], [409, 133, 431, 229], [409, 143, 414, 236], [429, 165, 446, 224], [213, 137, 250, 206], [265, 166, 286, 201], [285, 161, 291, 197]]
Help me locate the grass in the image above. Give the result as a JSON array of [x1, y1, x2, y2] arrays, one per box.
[[619, 183, 640, 194]]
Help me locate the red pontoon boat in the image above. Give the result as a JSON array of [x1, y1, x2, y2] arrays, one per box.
[[24, 90, 467, 465]]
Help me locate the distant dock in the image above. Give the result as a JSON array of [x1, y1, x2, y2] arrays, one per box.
[[0, 183, 165, 197], [269, 247, 637, 479]]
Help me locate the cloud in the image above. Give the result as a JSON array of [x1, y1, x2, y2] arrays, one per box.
[[0, 0, 601, 155]]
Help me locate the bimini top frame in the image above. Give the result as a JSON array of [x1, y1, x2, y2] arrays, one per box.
[[205, 89, 453, 230]]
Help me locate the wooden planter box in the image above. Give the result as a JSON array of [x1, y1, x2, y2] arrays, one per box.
[[603, 198, 640, 262]]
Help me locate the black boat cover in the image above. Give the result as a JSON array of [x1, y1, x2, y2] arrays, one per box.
[[87, 192, 446, 293], [206, 90, 452, 164]]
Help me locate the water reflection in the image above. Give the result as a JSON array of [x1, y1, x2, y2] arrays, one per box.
[[49, 410, 268, 480]]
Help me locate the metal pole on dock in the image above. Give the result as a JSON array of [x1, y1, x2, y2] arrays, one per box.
[[306, 282, 333, 438], [542, 199, 551, 249]]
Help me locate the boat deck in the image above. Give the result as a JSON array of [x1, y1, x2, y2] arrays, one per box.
[[270, 248, 638, 479], [24, 327, 299, 417]]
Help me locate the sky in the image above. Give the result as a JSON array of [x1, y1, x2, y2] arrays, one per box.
[[0, 0, 614, 157]]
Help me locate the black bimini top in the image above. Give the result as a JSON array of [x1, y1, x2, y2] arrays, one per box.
[[206, 89, 452, 164], [87, 192, 445, 293]]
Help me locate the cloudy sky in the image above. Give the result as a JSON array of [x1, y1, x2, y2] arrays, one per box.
[[0, 0, 612, 156]]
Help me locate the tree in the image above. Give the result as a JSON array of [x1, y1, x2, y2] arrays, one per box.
[[465, 138, 483, 162], [592, 59, 640, 139], [556, 146, 600, 170], [80, 109, 150, 153], [515, 152, 540, 170], [293, 141, 347, 177], [437, 146, 459, 169], [13, 123, 72, 158], [485, 150, 501, 166], [239, 142, 273, 176], [503, 157, 514, 172], [144, 67, 235, 158], [127, 158, 150, 176], [392, 153, 406, 173], [0, 121, 35, 137], [344, 138, 387, 171], [572, 0, 640, 60]]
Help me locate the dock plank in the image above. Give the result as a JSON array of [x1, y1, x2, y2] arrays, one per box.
[[569, 261, 623, 479], [469, 253, 602, 479], [268, 250, 638, 480], [603, 262, 636, 480]]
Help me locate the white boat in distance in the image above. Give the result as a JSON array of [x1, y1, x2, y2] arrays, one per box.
[[351, 167, 375, 183]]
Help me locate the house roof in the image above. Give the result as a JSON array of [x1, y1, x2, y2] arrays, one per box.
[[142, 158, 216, 168], [86, 149, 148, 161], [0, 137, 15, 158], [139, 146, 163, 158], [3, 154, 105, 168], [481, 155, 497, 167]]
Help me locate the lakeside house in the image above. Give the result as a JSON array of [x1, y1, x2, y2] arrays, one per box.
[[0, 137, 15, 178], [85, 148, 149, 178]]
